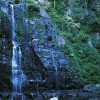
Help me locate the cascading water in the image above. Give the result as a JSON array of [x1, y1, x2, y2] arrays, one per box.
[[88, 39, 93, 48], [51, 51, 58, 90], [11, 4, 26, 100], [23, 18, 28, 42], [96, 32, 100, 40], [40, 6, 50, 19], [2, 36, 6, 64], [21, 0, 25, 3]]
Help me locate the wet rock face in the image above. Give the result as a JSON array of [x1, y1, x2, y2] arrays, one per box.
[[34, 46, 69, 68], [30, 45, 80, 90], [1, 16, 12, 39], [14, 4, 26, 21], [21, 44, 75, 91], [1, 0, 9, 15]]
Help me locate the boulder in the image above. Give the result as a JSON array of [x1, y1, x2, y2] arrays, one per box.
[[55, 35, 65, 46], [50, 97, 58, 100], [83, 84, 96, 92], [32, 39, 39, 45], [96, 84, 100, 90]]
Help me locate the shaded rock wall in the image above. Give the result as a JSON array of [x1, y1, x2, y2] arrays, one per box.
[[0, 0, 12, 92]]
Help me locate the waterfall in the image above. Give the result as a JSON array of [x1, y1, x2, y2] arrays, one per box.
[[11, 4, 26, 100]]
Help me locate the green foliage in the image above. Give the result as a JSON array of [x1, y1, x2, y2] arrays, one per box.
[[26, 4, 40, 18], [62, 31, 100, 84], [46, 0, 100, 85], [92, 38, 100, 53], [25, 0, 34, 3], [1, 11, 6, 18], [15, 0, 20, 4]]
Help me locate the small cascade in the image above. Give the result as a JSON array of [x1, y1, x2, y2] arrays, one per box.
[[51, 51, 58, 90], [2, 55, 6, 64], [96, 32, 100, 40], [88, 39, 93, 48], [40, 6, 50, 19], [11, 3, 26, 100], [21, 0, 25, 3], [23, 18, 29, 42], [2, 35, 6, 64]]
